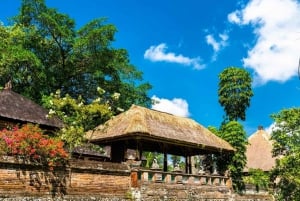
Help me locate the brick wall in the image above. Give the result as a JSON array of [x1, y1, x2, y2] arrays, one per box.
[[67, 160, 131, 197], [0, 157, 274, 200], [0, 157, 131, 200]]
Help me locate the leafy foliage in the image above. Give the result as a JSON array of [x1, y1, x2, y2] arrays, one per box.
[[0, 25, 43, 99], [270, 108, 300, 200], [244, 168, 270, 192], [207, 126, 220, 137], [218, 67, 253, 121], [0, 0, 152, 110], [217, 121, 248, 192], [42, 88, 113, 150], [0, 124, 68, 168]]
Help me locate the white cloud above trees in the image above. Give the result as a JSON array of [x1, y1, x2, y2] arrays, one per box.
[[265, 123, 276, 135], [151, 95, 190, 117], [144, 43, 205, 69], [228, 0, 300, 85]]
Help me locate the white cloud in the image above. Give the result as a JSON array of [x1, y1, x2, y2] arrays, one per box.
[[144, 43, 205, 70], [206, 33, 228, 60], [265, 123, 276, 134], [206, 35, 220, 52], [219, 33, 229, 42], [151, 95, 190, 117], [228, 11, 242, 24], [229, 0, 300, 84]]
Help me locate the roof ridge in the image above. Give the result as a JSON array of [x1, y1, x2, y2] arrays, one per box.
[[132, 104, 190, 120]]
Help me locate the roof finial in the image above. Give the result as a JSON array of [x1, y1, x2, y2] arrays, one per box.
[[4, 80, 12, 90], [258, 125, 264, 130]]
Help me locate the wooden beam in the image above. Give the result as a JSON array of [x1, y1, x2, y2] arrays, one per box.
[[163, 152, 167, 172]]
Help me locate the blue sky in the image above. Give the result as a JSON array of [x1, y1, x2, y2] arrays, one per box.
[[1, 0, 300, 135]]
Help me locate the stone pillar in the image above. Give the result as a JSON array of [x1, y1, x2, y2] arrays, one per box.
[[191, 156, 197, 174], [131, 171, 138, 187]]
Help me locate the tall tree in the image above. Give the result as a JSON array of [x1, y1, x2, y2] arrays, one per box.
[[0, 0, 152, 111], [218, 67, 253, 121], [270, 108, 300, 200], [215, 66, 252, 192]]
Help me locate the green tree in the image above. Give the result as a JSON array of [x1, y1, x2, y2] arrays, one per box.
[[207, 126, 220, 137], [214, 67, 253, 193], [244, 168, 269, 192], [217, 121, 248, 192], [1, 0, 151, 111], [0, 24, 43, 96], [270, 108, 300, 200], [218, 67, 253, 121]]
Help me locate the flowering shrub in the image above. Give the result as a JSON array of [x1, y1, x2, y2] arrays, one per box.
[[0, 124, 68, 168], [42, 89, 113, 151]]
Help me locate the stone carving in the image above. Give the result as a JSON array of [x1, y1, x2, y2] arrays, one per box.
[[198, 155, 206, 175], [151, 158, 160, 169], [212, 154, 219, 175], [173, 163, 181, 172]]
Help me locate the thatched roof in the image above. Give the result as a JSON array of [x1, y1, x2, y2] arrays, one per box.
[[86, 105, 234, 154], [72, 144, 110, 158], [244, 127, 276, 172], [0, 89, 63, 128]]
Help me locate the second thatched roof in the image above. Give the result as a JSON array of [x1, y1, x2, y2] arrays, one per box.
[[0, 88, 63, 128], [86, 105, 234, 153], [244, 127, 276, 172]]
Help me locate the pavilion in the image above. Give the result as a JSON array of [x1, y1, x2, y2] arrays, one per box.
[[86, 105, 234, 174]]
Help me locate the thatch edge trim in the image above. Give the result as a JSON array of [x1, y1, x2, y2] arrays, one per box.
[[90, 132, 235, 153]]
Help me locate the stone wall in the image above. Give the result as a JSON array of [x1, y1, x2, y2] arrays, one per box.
[[131, 183, 231, 200], [130, 169, 274, 201], [0, 157, 131, 200], [0, 157, 274, 201], [130, 184, 273, 201], [67, 160, 131, 198]]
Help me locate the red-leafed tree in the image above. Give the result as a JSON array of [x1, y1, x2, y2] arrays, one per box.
[[0, 124, 68, 168]]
